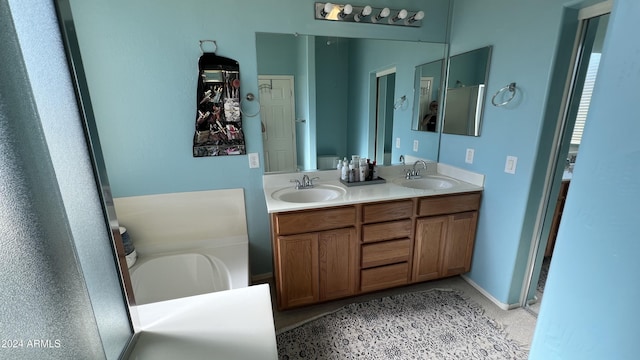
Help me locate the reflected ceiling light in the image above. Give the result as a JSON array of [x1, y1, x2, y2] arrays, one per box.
[[354, 5, 372, 21], [339, 4, 353, 19], [374, 7, 390, 22], [390, 9, 408, 23], [320, 2, 334, 17], [406, 10, 425, 24]]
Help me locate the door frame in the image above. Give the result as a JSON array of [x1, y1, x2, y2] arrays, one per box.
[[519, 2, 611, 310]]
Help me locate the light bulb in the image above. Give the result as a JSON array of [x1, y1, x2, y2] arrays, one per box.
[[407, 10, 425, 23], [339, 4, 353, 18], [391, 9, 408, 22], [320, 2, 333, 17], [375, 7, 390, 21], [354, 5, 372, 21]]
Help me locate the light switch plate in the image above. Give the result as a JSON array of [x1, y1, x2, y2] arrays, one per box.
[[413, 140, 419, 152], [465, 148, 475, 164], [395, 137, 401, 149], [248, 152, 260, 169], [505, 155, 517, 174]]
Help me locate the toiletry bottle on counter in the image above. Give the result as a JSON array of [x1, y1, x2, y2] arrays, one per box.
[[336, 159, 343, 179], [359, 158, 366, 182], [341, 158, 348, 181], [372, 161, 378, 180]]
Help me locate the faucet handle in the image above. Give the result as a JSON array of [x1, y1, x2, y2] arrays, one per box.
[[290, 179, 302, 189], [309, 176, 320, 187]]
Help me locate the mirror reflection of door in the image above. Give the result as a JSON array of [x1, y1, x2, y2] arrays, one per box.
[[375, 70, 396, 165], [259, 75, 297, 173], [418, 77, 436, 131], [525, 11, 609, 314]]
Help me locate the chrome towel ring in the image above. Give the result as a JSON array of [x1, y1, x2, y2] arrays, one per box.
[[240, 93, 260, 117], [491, 82, 517, 107]]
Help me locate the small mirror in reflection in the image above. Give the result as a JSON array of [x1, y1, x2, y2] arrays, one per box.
[[412, 59, 445, 132]]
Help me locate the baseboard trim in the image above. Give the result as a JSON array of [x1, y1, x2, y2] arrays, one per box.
[[461, 274, 521, 310], [251, 272, 273, 284]]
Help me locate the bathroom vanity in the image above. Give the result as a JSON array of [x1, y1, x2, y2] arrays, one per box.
[[264, 164, 484, 310]]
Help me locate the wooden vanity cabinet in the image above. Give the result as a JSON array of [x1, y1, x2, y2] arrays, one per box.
[[272, 207, 357, 310], [271, 191, 482, 310], [360, 200, 414, 292], [413, 192, 481, 282]]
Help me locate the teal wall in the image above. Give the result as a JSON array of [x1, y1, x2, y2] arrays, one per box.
[[442, 0, 589, 306], [67, 0, 449, 276], [530, 0, 640, 357]]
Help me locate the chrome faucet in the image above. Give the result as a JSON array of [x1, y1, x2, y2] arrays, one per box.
[[405, 160, 428, 179], [302, 175, 311, 187], [291, 175, 319, 189], [413, 160, 428, 172]]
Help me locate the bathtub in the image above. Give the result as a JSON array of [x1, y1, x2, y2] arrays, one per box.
[[130, 247, 246, 305]]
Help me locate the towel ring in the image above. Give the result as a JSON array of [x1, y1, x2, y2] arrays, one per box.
[[199, 40, 217, 54], [491, 82, 517, 107], [240, 93, 260, 117]]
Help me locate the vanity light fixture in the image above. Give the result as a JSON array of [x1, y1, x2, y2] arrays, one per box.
[[406, 10, 425, 24], [354, 5, 372, 21], [390, 9, 408, 23], [314, 3, 423, 27]]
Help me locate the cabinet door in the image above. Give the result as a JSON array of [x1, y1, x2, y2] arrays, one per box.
[[275, 233, 319, 309], [412, 216, 448, 282], [318, 227, 357, 301], [441, 211, 478, 276]]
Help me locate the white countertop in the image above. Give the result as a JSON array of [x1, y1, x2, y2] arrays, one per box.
[[263, 162, 484, 213], [127, 284, 277, 360]]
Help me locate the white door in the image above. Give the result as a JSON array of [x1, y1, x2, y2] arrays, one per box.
[[260, 76, 296, 172]]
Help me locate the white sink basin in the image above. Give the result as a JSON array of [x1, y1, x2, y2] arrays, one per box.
[[271, 184, 346, 203], [394, 175, 459, 190]]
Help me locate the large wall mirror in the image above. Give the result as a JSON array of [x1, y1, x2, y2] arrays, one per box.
[[412, 59, 445, 132], [256, 33, 446, 173], [442, 46, 492, 136]]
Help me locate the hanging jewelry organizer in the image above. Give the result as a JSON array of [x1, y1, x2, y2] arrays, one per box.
[[193, 40, 247, 157]]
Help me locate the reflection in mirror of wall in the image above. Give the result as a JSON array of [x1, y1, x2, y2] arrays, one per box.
[[442, 46, 492, 137], [412, 59, 445, 132], [256, 33, 446, 173]]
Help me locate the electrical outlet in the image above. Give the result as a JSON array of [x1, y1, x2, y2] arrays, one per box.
[[505, 155, 517, 174], [465, 148, 475, 164], [248, 152, 260, 169], [413, 140, 419, 152], [395, 137, 401, 149]]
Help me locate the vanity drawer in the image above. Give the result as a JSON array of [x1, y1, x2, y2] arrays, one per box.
[[362, 219, 412, 243], [360, 262, 409, 292], [362, 200, 413, 223], [418, 192, 481, 217], [361, 239, 411, 268], [274, 206, 356, 235]]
